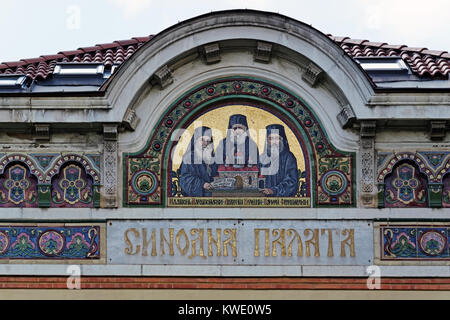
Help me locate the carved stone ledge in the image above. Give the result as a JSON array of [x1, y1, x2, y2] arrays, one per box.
[[103, 124, 118, 141], [360, 121, 376, 138], [254, 41, 272, 63], [203, 43, 221, 64], [154, 65, 173, 89], [34, 124, 50, 141], [302, 62, 323, 87], [337, 104, 356, 129], [122, 108, 140, 131], [429, 120, 447, 140]]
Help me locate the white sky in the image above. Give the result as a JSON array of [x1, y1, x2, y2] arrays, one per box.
[[0, 0, 449, 63]]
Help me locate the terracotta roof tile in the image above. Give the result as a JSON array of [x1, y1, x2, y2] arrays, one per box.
[[328, 36, 350, 43], [381, 44, 408, 50], [362, 41, 388, 48], [331, 35, 450, 79], [0, 33, 448, 81], [3, 61, 26, 68], [40, 54, 66, 61], [20, 57, 45, 64], [132, 36, 152, 42], [422, 50, 448, 57], [114, 39, 138, 46], [58, 49, 85, 57], [96, 43, 120, 50], [341, 38, 370, 45], [78, 46, 102, 53]]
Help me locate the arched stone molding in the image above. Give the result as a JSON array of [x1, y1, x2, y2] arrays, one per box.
[[102, 10, 374, 129]]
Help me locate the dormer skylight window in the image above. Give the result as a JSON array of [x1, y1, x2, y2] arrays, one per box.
[[355, 57, 409, 73], [53, 63, 105, 76], [0, 75, 29, 88]]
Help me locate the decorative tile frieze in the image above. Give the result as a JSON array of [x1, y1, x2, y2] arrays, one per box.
[[0, 223, 105, 263], [376, 222, 450, 264]]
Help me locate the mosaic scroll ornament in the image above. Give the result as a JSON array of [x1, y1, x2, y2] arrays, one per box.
[[380, 224, 450, 261], [0, 225, 101, 260], [124, 77, 355, 207], [0, 164, 37, 207]]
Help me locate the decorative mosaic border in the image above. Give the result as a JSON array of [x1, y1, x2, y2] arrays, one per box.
[[124, 77, 356, 208], [0, 223, 105, 263], [375, 222, 450, 265], [377, 152, 450, 183]]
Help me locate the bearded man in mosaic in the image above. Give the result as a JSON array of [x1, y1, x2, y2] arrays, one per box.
[[259, 124, 299, 197], [215, 114, 259, 167], [179, 126, 218, 196]]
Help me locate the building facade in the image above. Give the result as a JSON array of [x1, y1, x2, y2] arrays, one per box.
[[0, 10, 449, 298]]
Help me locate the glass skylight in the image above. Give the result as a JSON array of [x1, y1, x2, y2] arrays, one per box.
[[0, 75, 28, 87], [53, 63, 105, 76], [356, 57, 409, 72]]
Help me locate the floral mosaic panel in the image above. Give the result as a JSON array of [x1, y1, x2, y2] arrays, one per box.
[[379, 224, 450, 261], [384, 163, 428, 208], [0, 224, 103, 261], [0, 164, 38, 208], [0, 154, 101, 208], [51, 164, 95, 208]]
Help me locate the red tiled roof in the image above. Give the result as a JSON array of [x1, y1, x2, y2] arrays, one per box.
[[329, 35, 450, 79], [0, 36, 153, 80], [0, 34, 448, 81]]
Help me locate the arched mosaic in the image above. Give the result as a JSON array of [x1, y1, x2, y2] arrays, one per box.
[[377, 152, 450, 208], [0, 153, 100, 208], [0, 163, 38, 207], [124, 77, 356, 208], [50, 163, 95, 208], [383, 161, 428, 208]]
